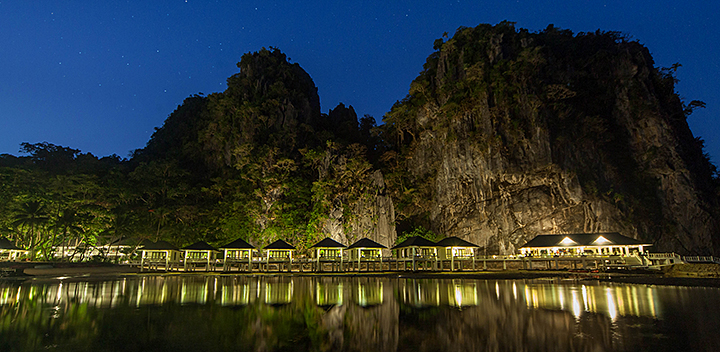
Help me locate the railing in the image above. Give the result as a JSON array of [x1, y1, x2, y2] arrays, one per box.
[[648, 252, 682, 259], [683, 256, 720, 264]]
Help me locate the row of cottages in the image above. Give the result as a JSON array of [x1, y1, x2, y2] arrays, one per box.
[[138, 237, 393, 272], [138, 238, 304, 272], [137, 235, 482, 272]]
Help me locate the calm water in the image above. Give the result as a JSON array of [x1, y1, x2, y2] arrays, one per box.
[[1, 275, 719, 351]]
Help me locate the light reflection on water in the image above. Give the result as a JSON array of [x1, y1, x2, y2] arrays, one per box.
[[509, 280, 662, 321], [0, 276, 719, 351]]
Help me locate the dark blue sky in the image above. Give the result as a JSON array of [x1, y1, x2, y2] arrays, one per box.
[[1, 0, 718, 163]]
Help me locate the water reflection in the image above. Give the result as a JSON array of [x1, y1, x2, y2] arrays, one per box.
[[0, 276, 719, 351], [398, 279, 478, 308], [354, 279, 384, 307], [502, 280, 662, 320]]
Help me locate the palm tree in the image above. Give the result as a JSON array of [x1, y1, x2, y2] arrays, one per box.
[[11, 200, 49, 260], [50, 208, 84, 261]]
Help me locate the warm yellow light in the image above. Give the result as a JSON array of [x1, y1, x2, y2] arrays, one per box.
[[560, 237, 577, 246], [593, 236, 611, 245]]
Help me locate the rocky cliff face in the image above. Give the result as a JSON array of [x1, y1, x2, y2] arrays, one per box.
[[320, 169, 397, 249], [313, 105, 396, 248], [383, 23, 719, 254]]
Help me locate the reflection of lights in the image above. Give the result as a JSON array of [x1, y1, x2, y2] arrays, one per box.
[[571, 290, 582, 320], [648, 287, 657, 319], [617, 287, 625, 315], [51, 305, 61, 319], [519, 282, 665, 321], [0, 288, 10, 305], [606, 288, 617, 321], [358, 285, 365, 306], [136, 278, 143, 307], [524, 286, 532, 308], [56, 282, 63, 303], [513, 282, 517, 300], [495, 282, 500, 299], [454, 285, 463, 307], [631, 286, 639, 316]]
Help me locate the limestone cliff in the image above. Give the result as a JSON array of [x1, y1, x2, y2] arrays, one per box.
[[383, 22, 719, 254]]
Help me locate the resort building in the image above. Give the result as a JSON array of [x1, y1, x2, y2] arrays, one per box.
[[393, 236, 438, 258], [347, 238, 387, 271], [263, 239, 295, 271], [0, 237, 26, 261], [309, 237, 346, 272], [435, 236, 479, 271], [519, 232, 651, 257], [393, 236, 438, 271], [139, 240, 181, 271], [181, 241, 219, 271], [219, 237, 256, 271]]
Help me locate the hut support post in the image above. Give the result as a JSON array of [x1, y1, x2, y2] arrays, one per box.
[[412, 248, 417, 272], [316, 248, 320, 272], [379, 252, 383, 272], [451, 249, 454, 272]]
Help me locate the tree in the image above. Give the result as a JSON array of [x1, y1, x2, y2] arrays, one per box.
[[50, 208, 85, 261], [395, 226, 440, 245], [11, 200, 50, 260]]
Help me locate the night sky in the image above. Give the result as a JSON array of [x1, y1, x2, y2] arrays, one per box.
[[1, 0, 718, 164]]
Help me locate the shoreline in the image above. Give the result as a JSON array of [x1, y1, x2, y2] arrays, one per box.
[[3, 262, 720, 287]]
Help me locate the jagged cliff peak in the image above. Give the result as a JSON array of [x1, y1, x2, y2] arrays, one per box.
[[382, 22, 719, 254]]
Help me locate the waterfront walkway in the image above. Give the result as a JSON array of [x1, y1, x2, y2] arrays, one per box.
[[136, 254, 647, 273]]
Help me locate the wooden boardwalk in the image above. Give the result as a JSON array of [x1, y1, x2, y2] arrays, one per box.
[[134, 254, 643, 273]]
